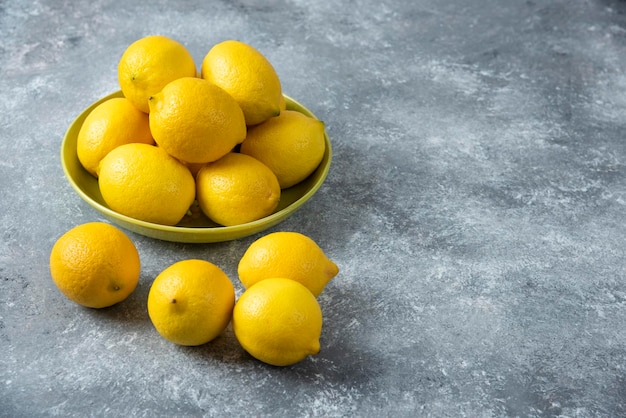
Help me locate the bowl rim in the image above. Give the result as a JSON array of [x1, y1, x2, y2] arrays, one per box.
[[60, 91, 332, 242]]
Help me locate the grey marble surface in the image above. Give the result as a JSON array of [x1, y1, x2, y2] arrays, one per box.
[[2, 0, 626, 416]]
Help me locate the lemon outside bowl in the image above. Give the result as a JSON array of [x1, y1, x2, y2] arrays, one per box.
[[61, 91, 332, 243]]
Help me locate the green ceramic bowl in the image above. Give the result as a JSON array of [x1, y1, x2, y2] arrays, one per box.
[[61, 91, 332, 243]]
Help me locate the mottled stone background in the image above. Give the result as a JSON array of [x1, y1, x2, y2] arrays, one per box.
[[2, 0, 626, 416]]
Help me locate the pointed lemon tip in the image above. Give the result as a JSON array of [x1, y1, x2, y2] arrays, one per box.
[[309, 340, 321, 356], [326, 260, 339, 279]]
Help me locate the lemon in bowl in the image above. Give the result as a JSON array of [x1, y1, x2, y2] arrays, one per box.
[[60, 91, 332, 243]]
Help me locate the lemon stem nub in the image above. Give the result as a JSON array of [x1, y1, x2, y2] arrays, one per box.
[[171, 298, 177, 304]]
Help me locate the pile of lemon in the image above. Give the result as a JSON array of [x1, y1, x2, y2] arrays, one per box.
[[77, 35, 327, 227], [53, 36, 338, 367], [50, 222, 339, 366]]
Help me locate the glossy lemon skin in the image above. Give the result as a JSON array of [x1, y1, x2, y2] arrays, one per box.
[[238, 231, 339, 296], [49, 222, 140, 308], [233, 278, 323, 366], [147, 259, 235, 346]]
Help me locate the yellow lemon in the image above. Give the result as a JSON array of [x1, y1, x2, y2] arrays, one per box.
[[98, 143, 195, 226], [77, 97, 154, 177], [148, 77, 246, 164], [201, 40, 282, 126], [240, 110, 326, 189], [232, 278, 322, 366], [195, 153, 280, 226], [238, 231, 338, 297], [49, 222, 140, 308], [118, 35, 197, 113], [147, 259, 235, 346]]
